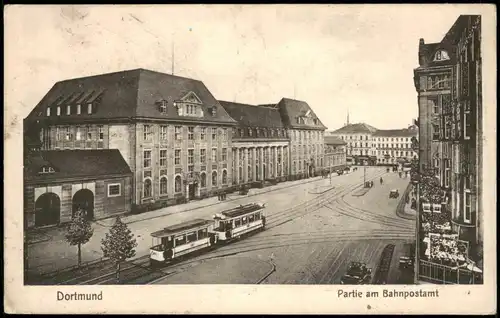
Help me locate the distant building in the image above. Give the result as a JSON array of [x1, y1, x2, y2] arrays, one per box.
[[324, 136, 347, 171], [413, 15, 482, 284], [372, 125, 419, 165], [326, 123, 378, 165]]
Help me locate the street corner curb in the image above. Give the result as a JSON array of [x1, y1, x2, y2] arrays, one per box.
[[308, 186, 336, 195], [256, 261, 276, 284], [352, 187, 371, 197]]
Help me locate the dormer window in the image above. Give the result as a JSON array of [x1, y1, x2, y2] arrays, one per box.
[[77, 104, 81, 115], [87, 103, 93, 114], [434, 50, 450, 61], [313, 118, 318, 125], [46, 107, 51, 116], [159, 100, 168, 114], [211, 106, 216, 117], [248, 129, 253, 137], [57, 106, 61, 116], [40, 166, 55, 174], [66, 105, 71, 115]]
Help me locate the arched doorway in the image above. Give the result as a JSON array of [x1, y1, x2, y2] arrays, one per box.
[[35, 193, 61, 227], [72, 189, 94, 220]]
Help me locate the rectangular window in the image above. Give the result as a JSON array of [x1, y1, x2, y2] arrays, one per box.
[[86, 126, 92, 140], [98, 126, 104, 141], [222, 148, 227, 161], [46, 107, 51, 116], [65, 127, 72, 141], [160, 149, 167, 167], [188, 149, 194, 164], [108, 183, 121, 197], [200, 127, 206, 140], [188, 165, 194, 173], [464, 111, 471, 140], [445, 159, 451, 188], [200, 149, 206, 163], [223, 128, 228, 141], [175, 126, 182, 140], [143, 150, 152, 168], [160, 125, 168, 140], [143, 125, 152, 141], [212, 128, 217, 141], [188, 127, 194, 140], [75, 127, 82, 141], [464, 190, 472, 223], [212, 148, 217, 162], [57, 107, 61, 116], [77, 104, 81, 115], [66, 105, 71, 115], [175, 149, 181, 165], [432, 123, 440, 140], [87, 103, 92, 114]]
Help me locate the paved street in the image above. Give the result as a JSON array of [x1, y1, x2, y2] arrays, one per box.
[[28, 166, 416, 285], [151, 167, 416, 285]]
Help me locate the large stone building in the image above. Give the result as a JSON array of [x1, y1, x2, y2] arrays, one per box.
[[219, 98, 327, 184], [372, 125, 419, 165], [413, 15, 482, 283], [24, 69, 327, 228], [326, 123, 378, 165]]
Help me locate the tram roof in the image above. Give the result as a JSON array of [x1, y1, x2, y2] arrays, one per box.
[[220, 203, 263, 219], [151, 219, 212, 237]]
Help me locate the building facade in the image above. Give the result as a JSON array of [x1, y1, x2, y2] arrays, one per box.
[[24, 69, 328, 227], [24, 149, 132, 229], [372, 125, 419, 165], [414, 15, 482, 283], [324, 136, 347, 170], [327, 123, 378, 165]]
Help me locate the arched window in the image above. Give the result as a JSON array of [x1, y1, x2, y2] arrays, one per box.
[[160, 176, 168, 195], [200, 172, 206, 188], [212, 171, 218, 186], [143, 179, 152, 198], [222, 170, 227, 184], [175, 176, 182, 193]]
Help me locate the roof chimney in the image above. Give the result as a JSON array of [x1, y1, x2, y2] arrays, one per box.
[[419, 38, 425, 46]]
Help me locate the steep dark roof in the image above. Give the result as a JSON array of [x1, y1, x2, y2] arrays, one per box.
[[218, 101, 284, 128], [372, 128, 418, 137], [324, 136, 346, 145], [331, 123, 378, 134], [277, 98, 327, 130], [25, 68, 237, 125], [25, 149, 132, 183]]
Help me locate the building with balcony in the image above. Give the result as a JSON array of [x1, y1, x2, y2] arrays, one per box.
[[413, 15, 482, 284], [372, 125, 419, 166], [324, 136, 347, 171], [326, 123, 378, 165]]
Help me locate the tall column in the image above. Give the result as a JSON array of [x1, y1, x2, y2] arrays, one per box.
[[244, 148, 249, 183], [235, 147, 240, 184], [274, 147, 278, 177], [252, 148, 257, 181], [259, 147, 265, 180], [280, 146, 284, 176]]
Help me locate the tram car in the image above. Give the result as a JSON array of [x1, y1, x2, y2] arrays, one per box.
[[212, 203, 266, 242], [149, 218, 217, 267]]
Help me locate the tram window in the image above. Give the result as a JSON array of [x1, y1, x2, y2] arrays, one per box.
[[235, 219, 241, 227], [175, 235, 186, 246], [187, 231, 197, 243], [255, 213, 260, 220], [198, 229, 207, 239], [248, 214, 255, 223], [242, 217, 247, 225]]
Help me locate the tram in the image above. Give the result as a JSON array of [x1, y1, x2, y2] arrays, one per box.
[[212, 203, 266, 242], [149, 218, 217, 267]]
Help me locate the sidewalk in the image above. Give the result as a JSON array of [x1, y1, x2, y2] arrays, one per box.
[[27, 175, 328, 276]]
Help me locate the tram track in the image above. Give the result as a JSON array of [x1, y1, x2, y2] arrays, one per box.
[[51, 168, 407, 285]]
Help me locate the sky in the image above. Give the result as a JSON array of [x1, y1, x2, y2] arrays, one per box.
[[4, 5, 485, 132]]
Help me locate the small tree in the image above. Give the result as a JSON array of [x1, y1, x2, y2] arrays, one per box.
[[65, 208, 94, 269], [101, 216, 137, 282]]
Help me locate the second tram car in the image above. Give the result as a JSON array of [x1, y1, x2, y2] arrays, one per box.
[[212, 203, 266, 242], [149, 218, 217, 267]]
